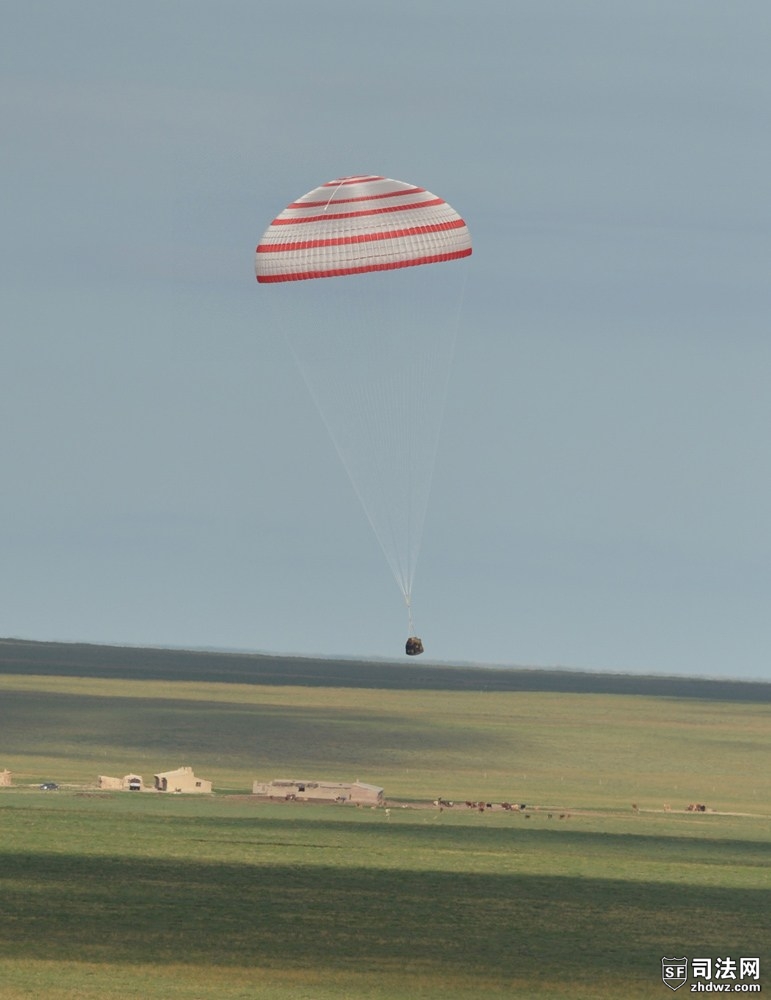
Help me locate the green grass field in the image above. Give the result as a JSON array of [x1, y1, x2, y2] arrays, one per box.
[[1, 639, 769, 998]]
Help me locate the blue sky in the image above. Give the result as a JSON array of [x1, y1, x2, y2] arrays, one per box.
[[2, 1, 770, 677]]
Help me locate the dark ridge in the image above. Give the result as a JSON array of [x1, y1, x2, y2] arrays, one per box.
[[1, 637, 769, 701]]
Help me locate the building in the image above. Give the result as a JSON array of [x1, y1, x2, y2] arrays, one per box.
[[252, 778, 384, 805], [153, 766, 212, 794], [97, 774, 144, 791]]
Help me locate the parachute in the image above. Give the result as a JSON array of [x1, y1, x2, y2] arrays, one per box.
[[256, 176, 471, 654]]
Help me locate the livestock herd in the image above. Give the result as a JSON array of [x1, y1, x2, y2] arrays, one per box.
[[434, 798, 711, 816], [432, 799, 572, 819]]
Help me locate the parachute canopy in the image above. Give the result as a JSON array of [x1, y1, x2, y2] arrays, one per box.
[[255, 175, 471, 283]]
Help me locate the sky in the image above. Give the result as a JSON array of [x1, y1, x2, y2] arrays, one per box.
[[2, 1, 770, 678]]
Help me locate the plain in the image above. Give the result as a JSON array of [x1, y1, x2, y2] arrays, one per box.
[[0, 639, 769, 998]]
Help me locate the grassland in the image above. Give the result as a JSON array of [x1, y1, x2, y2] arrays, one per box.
[[0, 638, 769, 998]]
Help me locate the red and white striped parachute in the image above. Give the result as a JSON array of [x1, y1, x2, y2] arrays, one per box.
[[255, 175, 471, 283], [255, 176, 471, 654]]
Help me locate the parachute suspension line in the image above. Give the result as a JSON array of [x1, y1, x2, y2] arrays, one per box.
[[405, 593, 415, 637], [399, 260, 470, 599], [275, 261, 468, 632], [278, 304, 411, 602]]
